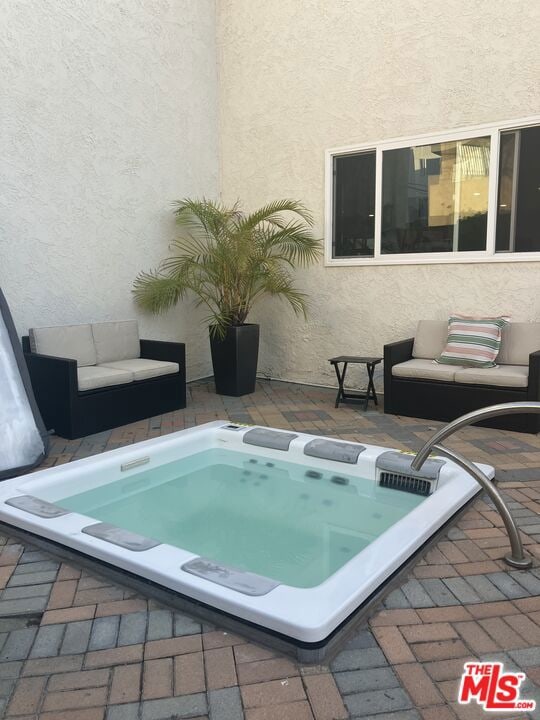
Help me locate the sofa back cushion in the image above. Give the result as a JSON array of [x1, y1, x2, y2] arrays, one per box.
[[29, 324, 97, 367], [92, 320, 140, 364], [412, 320, 449, 360], [498, 322, 540, 366]]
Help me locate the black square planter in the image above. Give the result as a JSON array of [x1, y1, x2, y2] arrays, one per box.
[[210, 324, 260, 396]]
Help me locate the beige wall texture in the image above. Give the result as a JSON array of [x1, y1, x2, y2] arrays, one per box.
[[2, 1, 539, 390], [217, 0, 540, 389], [1, 0, 218, 380]]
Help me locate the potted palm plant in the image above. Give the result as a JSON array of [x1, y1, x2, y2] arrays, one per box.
[[133, 198, 321, 396]]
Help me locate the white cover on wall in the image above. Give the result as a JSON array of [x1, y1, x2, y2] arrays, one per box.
[[0, 311, 44, 475]]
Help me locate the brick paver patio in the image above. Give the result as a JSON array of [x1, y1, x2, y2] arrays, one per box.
[[1, 379, 540, 720]]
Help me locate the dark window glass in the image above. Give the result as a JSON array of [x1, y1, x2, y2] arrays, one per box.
[[381, 138, 490, 254], [333, 152, 375, 257], [496, 126, 540, 253]]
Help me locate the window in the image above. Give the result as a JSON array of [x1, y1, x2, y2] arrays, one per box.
[[327, 118, 540, 264], [381, 138, 490, 254], [496, 126, 540, 253], [333, 152, 375, 257]]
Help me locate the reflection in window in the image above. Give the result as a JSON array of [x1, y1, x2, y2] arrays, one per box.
[[381, 137, 490, 254], [496, 126, 540, 253], [333, 152, 375, 257]]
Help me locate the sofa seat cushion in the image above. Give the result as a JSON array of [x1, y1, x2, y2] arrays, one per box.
[[454, 365, 529, 388], [30, 324, 97, 367], [99, 358, 179, 382], [92, 320, 140, 364], [78, 366, 133, 392], [392, 359, 463, 382]]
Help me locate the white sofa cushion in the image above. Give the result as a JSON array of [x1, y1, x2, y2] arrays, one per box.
[[92, 321, 140, 364], [454, 365, 529, 388], [412, 320, 449, 360], [78, 366, 133, 391], [497, 322, 540, 366], [30, 324, 97, 367], [99, 358, 179, 382], [392, 358, 462, 382]]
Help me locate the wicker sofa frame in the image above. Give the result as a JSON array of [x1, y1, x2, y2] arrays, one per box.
[[22, 336, 186, 439], [384, 338, 540, 434]]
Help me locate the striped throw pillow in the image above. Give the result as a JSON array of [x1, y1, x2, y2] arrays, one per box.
[[435, 316, 509, 368]]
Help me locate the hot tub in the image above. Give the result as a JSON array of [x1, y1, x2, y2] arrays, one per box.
[[0, 421, 491, 658]]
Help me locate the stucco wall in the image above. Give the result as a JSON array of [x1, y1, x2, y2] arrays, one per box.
[[217, 0, 540, 390], [1, 0, 218, 380]]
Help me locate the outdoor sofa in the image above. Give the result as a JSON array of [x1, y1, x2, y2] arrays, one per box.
[[22, 320, 186, 439], [384, 320, 540, 433]]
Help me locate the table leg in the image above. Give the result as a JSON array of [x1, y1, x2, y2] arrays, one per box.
[[366, 362, 378, 409], [332, 362, 348, 408]]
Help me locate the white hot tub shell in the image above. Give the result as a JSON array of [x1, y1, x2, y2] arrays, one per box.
[[0, 421, 491, 651]]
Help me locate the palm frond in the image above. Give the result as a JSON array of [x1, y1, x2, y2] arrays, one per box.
[[235, 199, 313, 235], [256, 221, 322, 265], [132, 272, 186, 314], [254, 267, 309, 317], [173, 198, 240, 241], [133, 198, 319, 331]]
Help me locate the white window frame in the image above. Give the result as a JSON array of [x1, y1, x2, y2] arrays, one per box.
[[325, 115, 540, 267]]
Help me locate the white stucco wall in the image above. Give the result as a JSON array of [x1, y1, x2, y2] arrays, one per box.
[[217, 0, 540, 390], [1, 0, 218, 380]]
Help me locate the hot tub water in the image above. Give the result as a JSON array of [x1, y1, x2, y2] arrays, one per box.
[[54, 448, 424, 588]]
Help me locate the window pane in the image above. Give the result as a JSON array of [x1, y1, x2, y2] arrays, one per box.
[[333, 152, 375, 257], [381, 137, 490, 254], [496, 126, 540, 253]]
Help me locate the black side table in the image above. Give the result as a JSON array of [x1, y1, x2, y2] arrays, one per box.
[[329, 356, 382, 410]]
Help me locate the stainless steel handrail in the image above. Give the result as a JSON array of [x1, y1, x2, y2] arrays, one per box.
[[428, 444, 531, 568], [411, 401, 540, 569], [413, 402, 540, 468]]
